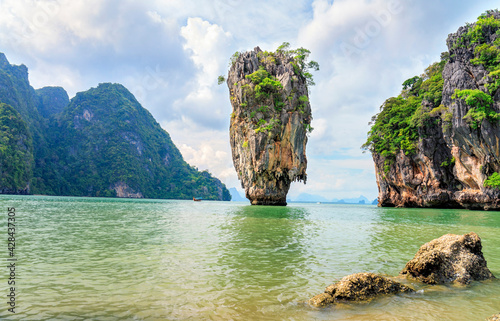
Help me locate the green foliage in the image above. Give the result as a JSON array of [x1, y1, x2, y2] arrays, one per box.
[[363, 60, 446, 159], [452, 89, 499, 129], [35, 86, 69, 118], [246, 66, 270, 84], [484, 172, 500, 189], [274, 42, 319, 86], [299, 95, 309, 103], [419, 63, 445, 106], [245, 66, 283, 102], [467, 25, 500, 96], [276, 42, 291, 52], [471, 43, 500, 69], [217, 75, 226, 85], [45, 83, 231, 200], [440, 157, 455, 167], [274, 100, 285, 112], [467, 13, 500, 44], [242, 140, 249, 148], [1, 54, 231, 200], [402, 76, 420, 90], [254, 118, 280, 134], [229, 51, 241, 67], [0, 103, 34, 192], [258, 105, 269, 113]]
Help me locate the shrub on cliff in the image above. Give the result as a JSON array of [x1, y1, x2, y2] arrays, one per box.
[[362, 59, 446, 162]]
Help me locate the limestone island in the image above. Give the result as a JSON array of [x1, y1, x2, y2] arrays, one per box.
[[364, 10, 500, 210], [222, 43, 318, 205]]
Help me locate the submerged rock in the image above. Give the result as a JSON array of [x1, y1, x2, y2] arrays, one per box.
[[487, 313, 500, 321], [400, 232, 495, 284], [226, 46, 315, 205], [309, 273, 414, 307]]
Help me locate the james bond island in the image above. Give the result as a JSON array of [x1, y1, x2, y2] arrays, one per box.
[[222, 43, 318, 205], [364, 10, 500, 210]]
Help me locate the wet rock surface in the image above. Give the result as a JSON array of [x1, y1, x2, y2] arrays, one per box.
[[400, 232, 495, 284], [487, 313, 500, 321], [309, 273, 414, 307], [311, 232, 494, 308], [227, 47, 312, 205]]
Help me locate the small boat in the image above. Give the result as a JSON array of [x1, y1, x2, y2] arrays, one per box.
[[193, 197, 202, 202]]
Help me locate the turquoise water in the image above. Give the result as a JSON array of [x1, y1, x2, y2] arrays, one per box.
[[0, 195, 498, 320]]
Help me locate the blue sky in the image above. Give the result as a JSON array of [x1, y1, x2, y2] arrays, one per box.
[[0, 0, 497, 200]]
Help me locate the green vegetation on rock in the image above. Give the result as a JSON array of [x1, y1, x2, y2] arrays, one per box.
[[452, 89, 499, 129], [0, 53, 230, 200], [45, 83, 230, 200], [363, 59, 446, 160], [0, 103, 33, 193], [484, 172, 500, 189], [230, 43, 318, 135], [451, 11, 500, 128]]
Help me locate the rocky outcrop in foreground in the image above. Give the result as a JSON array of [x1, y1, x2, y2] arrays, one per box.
[[400, 232, 495, 284], [366, 11, 500, 209], [488, 313, 500, 321], [310, 232, 494, 307], [309, 273, 414, 307], [227, 45, 315, 205]]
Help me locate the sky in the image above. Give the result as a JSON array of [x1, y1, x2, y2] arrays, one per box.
[[0, 0, 497, 201]]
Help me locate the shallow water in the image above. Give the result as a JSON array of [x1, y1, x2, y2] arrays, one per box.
[[0, 195, 498, 320]]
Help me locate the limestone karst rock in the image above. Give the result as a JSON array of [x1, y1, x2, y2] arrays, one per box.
[[365, 11, 500, 209], [400, 232, 495, 284], [309, 273, 414, 307], [226, 45, 316, 205], [0, 52, 231, 200]]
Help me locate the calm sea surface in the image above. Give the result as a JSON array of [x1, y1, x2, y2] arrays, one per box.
[[0, 195, 498, 320]]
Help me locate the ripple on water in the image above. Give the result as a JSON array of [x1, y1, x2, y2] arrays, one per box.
[[0, 196, 498, 320]]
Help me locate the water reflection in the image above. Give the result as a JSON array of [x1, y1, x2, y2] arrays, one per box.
[[368, 206, 500, 277], [376, 206, 499, 228], [214, 205, 313, 314]]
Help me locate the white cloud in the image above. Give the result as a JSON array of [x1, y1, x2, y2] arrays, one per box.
[[160, 117, 239, 190], [175, 17, 233, 129], [0, 0, 497, 199]]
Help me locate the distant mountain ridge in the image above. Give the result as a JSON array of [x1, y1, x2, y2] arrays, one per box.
[[0, 53, 230, 200], [229, 187, 246, 202], [292, 193, 375, 204]]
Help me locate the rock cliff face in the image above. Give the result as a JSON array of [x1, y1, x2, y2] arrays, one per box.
[[368, 11, 500, 209], [227, 46, 313, 205], [0, 52, 231, 200]]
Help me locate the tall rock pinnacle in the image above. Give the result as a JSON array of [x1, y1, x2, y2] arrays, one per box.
[[225, 44, 318, 205]]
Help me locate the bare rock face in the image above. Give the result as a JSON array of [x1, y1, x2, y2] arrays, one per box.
[[227, 47, 312, 205], [309, 273, 414, 307], [371, 11, 500, 209], [400, 232, 495, 284]]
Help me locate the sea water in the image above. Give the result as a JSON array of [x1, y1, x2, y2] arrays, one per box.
[[0, 195, 498, 320]]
